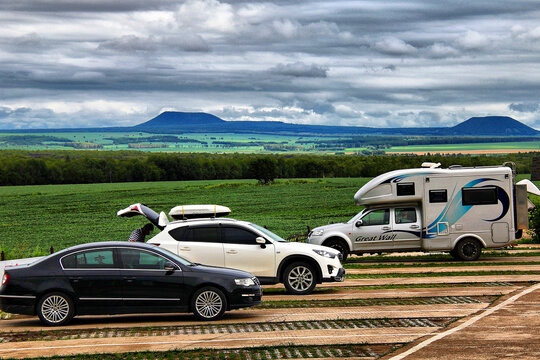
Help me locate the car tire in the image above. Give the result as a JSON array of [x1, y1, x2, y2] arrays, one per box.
[[283, 262, 317, 295], [191, 287, 227, 321], [454, 238, 482, 261], [325, 239, 349, 262], [37, 292, 75, 326]]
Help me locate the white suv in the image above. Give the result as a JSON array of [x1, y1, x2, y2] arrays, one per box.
[[118, 204, 345, 295]]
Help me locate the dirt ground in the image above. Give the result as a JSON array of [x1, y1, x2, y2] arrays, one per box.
[[384, 283, 540, 360], [0, 256, 539, 359]]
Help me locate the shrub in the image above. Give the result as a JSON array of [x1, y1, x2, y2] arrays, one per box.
[[529, 198, 540, 243]]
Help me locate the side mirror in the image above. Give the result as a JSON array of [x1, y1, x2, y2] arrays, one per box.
[[355, 220, 363, 228], [256, 237, 267, 249], [164, 261, 177, 271]]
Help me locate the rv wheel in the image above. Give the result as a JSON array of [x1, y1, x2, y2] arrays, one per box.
[[455, 238, 482, 261], [325, 239, 349, 262]]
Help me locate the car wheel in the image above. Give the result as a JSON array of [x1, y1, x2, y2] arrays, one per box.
[[191, 287, 227, 321], [325, 239, 349, 262], [37, 292, 75, 326], [455, 238, 482, 261], [283, 262, 317, 295]]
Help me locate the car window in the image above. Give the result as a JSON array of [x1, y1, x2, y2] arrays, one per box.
[[222, 226, 259, 245], [250, 223, 287, 242], [184, 226, 221, 243], [62, 249, 115, 269], [361, 209, 389, 226], [395, 208, 417, 224], [168, 227, 187, 241], [119, 248, 170, 270]]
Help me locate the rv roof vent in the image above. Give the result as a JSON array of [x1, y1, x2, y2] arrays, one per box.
[[449, 165, 463, 169], [421, 162, 441, 169]]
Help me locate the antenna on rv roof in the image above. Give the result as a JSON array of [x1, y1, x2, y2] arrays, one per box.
[[421, 162, 441, 169]]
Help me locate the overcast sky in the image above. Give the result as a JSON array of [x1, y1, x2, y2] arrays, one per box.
[[1, 0, 540, 130]]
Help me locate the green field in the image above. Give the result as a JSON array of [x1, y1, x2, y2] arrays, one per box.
[[4, 132, 538, 154], [386, 141, 540, 153], [0, 132, 332, 153], [1, 175, 537, 260], [0, 178, 366, 259]]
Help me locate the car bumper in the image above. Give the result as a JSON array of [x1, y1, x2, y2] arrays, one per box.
[[229, 286, 263, 310], [322, 267, 346, 283], [0, 295, 36, 316]]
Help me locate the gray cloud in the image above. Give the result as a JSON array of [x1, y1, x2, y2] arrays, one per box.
[[269, 62, 328, 78], [1, 0, 540, 130], [509, 102, 540, 113]]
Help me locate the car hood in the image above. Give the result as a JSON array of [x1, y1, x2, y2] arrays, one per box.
[[277, 241, 341, 255], [188, 263, 255, 279], [311, 222, 348, 233]]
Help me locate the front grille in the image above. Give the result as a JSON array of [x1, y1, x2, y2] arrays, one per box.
[[253, 277, 260, 286], [337, 253, 343, 261]]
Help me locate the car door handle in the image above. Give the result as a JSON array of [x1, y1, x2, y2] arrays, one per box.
[[123, 276, 136, 283], [179, 247, 191, 251], [410, 224, 420, 229], [382, 226, 391, 231], [69, 276, 82, 282], [226, 250, 238, 254]]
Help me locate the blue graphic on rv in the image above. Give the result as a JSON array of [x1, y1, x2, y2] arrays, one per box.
[[382, 173, 432, 184], [423, 178, 509, 238]]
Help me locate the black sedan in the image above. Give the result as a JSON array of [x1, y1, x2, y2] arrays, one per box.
[[0, 242, 262, 325]]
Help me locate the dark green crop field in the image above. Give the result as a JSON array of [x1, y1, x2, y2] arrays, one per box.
[[0, 175, 537, 260], [0, 178, 366, 259]]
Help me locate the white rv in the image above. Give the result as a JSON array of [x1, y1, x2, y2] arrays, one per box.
[[307, 162, 538, 261]]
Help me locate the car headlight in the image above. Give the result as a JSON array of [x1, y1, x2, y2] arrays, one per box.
[[235, 278, 256, 286], [312, 249, 337, 259], [311, 229, 324, 236]]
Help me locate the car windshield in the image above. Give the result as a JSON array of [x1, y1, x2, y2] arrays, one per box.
[[154, 246, 194, 266], [250, 223, 287, 242], [347, 209, 366, 224]]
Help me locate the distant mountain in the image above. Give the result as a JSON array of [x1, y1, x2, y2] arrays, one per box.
[[448, 116, 538, 136], [1, 112, 537, 137], [132, 112, 538, 137], [135, 111, 225, 129]]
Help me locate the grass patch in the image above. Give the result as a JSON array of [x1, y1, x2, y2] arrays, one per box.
[[0, 178, 366, 259], [259, 295, 498, 309], [261, 281, 535, 295], [6, 343, 403, 360], [346, 270, 540, 279], [346, 251, 540, 263], [344, 260, 540, 269]]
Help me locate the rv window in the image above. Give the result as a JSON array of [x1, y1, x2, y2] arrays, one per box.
[[429, 189, 447, 203], [361, 209, 390, 226], [397, 182, 415, 196], [462, 187, 498, 206], [395, 208, 417, 224]]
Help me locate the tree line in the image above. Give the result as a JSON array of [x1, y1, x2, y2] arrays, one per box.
[[0, 150, 535, 186]]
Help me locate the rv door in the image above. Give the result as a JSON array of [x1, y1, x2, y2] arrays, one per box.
[[392, 207, 422, 250], [351, 208, 394, 251]]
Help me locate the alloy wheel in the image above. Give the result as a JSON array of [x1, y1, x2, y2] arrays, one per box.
[[288, 265, 314, 292], [41, 295, 70, 324], [195, 290, 223, 319]]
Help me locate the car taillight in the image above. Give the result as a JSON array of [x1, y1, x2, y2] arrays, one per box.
[[1, 274, 9, 286]]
